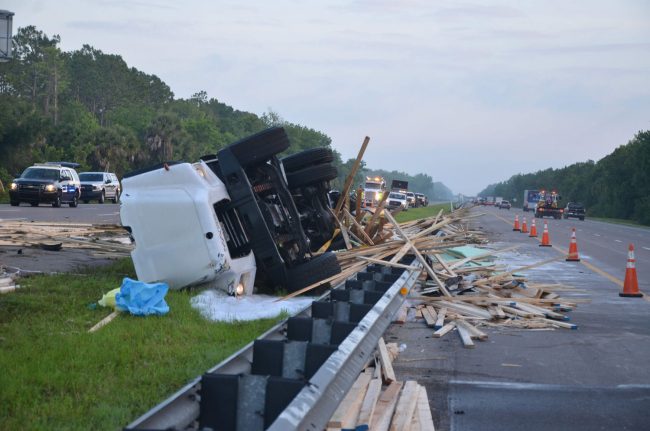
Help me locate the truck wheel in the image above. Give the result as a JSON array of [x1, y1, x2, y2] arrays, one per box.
[[52, 195, 61, 208], [30, 202, 39, 207], [580, 217, 585, 221], [10, 200, 19, 207], [228, 127, 290, 167], [98, 191, 105, 204], [286, 252, 341, 292], [286, 163, 338, 189], [281, 147, 334, 172], [112, 190, 120, 203], [69, 195, 78, 208]]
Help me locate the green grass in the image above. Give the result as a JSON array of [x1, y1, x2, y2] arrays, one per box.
[[0, 190, 9, 204], [394, 203, 449, 223], [0, 259, 284, 430]]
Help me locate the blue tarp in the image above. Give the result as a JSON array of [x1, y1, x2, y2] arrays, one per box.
[[115, 277, 170, 316]]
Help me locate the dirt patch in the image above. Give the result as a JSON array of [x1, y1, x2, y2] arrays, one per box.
[[1, 245, 117, 275]]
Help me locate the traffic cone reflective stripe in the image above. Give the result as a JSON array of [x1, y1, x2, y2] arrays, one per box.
[[566, 228, 580, 261], [539, 221, 552, 247], [513, 215, 520, 231], [521, 217, 528, 234], [620, 244, 642, 297], [529, 218, 538, 237]]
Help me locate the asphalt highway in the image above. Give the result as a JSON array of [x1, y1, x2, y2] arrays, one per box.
[[0, 202, 121, 224], [388, 205, 650, 431]]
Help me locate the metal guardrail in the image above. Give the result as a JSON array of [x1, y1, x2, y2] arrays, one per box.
[[125, 258, 420, 431]]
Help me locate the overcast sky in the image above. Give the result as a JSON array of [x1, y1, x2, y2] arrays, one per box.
[[6, 0, 650, 195]]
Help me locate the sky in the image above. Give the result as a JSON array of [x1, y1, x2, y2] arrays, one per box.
[[5, 0, 650, 195]]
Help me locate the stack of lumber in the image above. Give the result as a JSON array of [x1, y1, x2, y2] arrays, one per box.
[[0, 221, 131, 257], [327, 337, 435, 431]]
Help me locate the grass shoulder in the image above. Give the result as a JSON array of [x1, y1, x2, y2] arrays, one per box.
[[394, 203, 449, 223], [0, 258, 283, 430]]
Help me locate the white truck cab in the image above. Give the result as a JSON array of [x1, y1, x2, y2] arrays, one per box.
[[120, 161, 256, 296]]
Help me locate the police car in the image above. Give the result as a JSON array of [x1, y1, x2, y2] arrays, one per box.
[[9, 162, 81, 207]]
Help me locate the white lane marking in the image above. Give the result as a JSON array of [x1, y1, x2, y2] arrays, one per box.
[[643, 247, 650, 251], [615, 240, 622, 243], [0, 217, 27, 221], [450, 380, 650, 391], [98, 213, 119, 216], [0, 209, 19, 212], [594, 234, 601, 237]]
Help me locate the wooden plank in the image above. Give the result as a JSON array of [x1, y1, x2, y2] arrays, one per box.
[[343, 208, 375, 245], [415, 385, 436, 431], [377, 337, 396, 383], [328, 371, 373, 428], [356, 256, 419, 271], [434, 307, 446, 330], [455, 320, 488, 341], [334, 136, 370, 216], [329, 208, 353, 250], [421, 307, 437, 327], [370, 381, 403, 431], [433, 322, 455, 338], [356, 378, 383, 429], [88, 310, 119, 333], [389, 380, 420, 431], [455, 321, 475, 348]]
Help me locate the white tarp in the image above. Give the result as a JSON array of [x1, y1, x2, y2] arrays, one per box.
[[191, 289, 313, 322]]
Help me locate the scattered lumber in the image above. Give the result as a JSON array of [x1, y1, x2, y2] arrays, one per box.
[[0, 221, 131, 256]]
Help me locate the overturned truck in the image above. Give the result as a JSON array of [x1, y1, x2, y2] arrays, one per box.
[[120, 127, 341, 295]]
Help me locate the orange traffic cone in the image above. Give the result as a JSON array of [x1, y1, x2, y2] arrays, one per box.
[[529, 218, 538, 237], [620, 244, 642, 297], [513, 215, 520, 231], [566, 228, 580, 261], [539, 221, 552, 247], [521, 217, 528, 234]]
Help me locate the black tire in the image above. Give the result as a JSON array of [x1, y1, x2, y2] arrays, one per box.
[[52, 195, 61, 208], [286, 252, 341, 292], [83, 200, 89, 204], [580, 217, 585, 221], [30, 202, 39, 207], [98, 191, 105, 204], [112, 190, 120, 203], [281, 147, 334, 172], [69, 195, 78, 208], [228, 127, 290, 166], [10, 200, 19, 207], [286, 163, 338, 189]]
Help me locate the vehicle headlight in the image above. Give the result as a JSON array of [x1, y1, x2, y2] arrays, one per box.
[[10, 182, 17, 190], [45, 184, 56, 192]]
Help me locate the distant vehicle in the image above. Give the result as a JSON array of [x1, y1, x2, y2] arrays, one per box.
[[364, 176, 386, 207], [406, 191, 417, 208], [523, 189, 540, 212], [387, 192, 408, 211], [9, 163, 80, 207], [79, 172, 121, 203], [415, 193, 428, 207], [535, 190, 563, 219], [564, 202, 585, 221], [485, 196, 495, 206], [499, 200, 511, 210], [391, 179, 409, 192], [495, 197, 503, 206]]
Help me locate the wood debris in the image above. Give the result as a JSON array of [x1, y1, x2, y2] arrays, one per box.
[[327, 337, 436, 431], [0, 221, 131, 257]]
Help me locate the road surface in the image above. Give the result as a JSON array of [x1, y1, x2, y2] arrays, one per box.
[[388, 205, 650, 431], [0, 202, 121, 224]]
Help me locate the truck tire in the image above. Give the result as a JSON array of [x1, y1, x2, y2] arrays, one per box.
[[286, 163, 338, 189], [10, 200, 19, 206], [281, 147, 334, 172], [228, 127, 290, 167], [286, 252, 341, 292], [98, 191, 105, 204]]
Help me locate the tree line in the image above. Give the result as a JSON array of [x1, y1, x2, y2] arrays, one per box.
[[0, 25, 451, 200], [478, 130, 650, 225]]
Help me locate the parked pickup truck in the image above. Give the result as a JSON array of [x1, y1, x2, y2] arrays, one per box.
[[564, 202, 585, 221], [120, 127, 341, 295]]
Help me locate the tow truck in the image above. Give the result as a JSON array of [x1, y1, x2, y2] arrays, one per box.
[[535, 190, 564, 219], [363, 176, 386, 207]]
